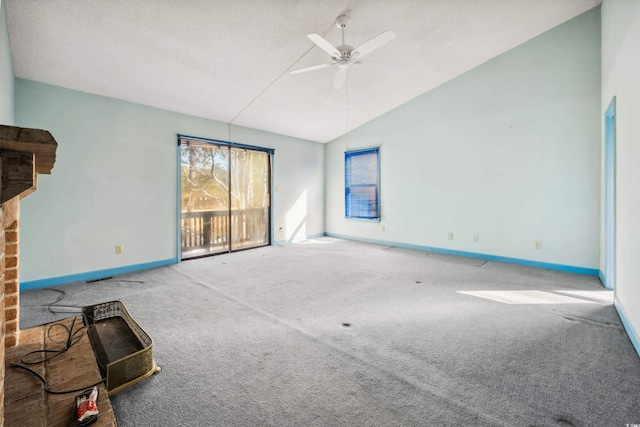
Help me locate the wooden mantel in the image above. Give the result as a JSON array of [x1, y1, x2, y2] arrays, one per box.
[[0, 124, 58, 203]]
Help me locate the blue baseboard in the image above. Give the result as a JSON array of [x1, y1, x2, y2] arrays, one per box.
[[324, 233, 599, 276], [20, 258, 179, 291], [598, 270, 608, 288], [614, 296, 640, 359]]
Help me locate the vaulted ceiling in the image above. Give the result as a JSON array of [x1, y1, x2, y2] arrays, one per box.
[[5, 0, 600, 143]]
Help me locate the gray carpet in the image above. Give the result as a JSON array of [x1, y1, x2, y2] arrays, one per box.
[[19, 237, 640, 426]]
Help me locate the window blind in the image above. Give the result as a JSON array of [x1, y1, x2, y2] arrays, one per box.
[[345, 148, 380, 219]]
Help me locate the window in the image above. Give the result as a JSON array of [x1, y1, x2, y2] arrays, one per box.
[[345, 148, 380, 220]]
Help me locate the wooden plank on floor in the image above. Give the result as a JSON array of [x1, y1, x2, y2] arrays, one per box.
[[4, 317, 117, 427]]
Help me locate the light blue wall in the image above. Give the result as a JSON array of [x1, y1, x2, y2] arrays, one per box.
[[601, 0, 640, 356], [0, 0, 14, 125], [15, 79, 324, 284], [326, 8, 601, 271]]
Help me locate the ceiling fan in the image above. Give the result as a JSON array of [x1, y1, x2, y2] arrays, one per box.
[[290, 13, 396, 89]]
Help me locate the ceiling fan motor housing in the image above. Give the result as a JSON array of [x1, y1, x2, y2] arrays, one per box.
[[336, 45, 355, 62]]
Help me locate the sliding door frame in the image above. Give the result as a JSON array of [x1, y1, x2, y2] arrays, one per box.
[[177, 134, 274, 260]]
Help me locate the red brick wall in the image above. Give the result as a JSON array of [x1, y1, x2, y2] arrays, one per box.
[[4, 205, 19, 349], [1, 198, 19, 425], [0, 202, 5, 425]]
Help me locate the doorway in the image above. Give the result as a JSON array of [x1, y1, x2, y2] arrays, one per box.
[[604, 97, 616, 289], [179, 135, 272, 259]]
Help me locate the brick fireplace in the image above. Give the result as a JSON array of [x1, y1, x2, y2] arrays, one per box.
[[0, 125, 57, 425]]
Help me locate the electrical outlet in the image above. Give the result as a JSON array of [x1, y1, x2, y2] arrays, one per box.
[[473, 235, 479, 243], [535, 240, 542, 249], [115, 245, 123, 254], [381, 225, 385, 232], [448, 232, 453, 240]]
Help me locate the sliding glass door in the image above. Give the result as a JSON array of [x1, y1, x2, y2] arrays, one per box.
[[180, 138, 271, 259], [230, 148, 270, 250]]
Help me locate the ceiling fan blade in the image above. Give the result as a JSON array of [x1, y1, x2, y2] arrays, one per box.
[[334, 67, 347, 90], [290, 63, 335, 74], [352, 30, 396, 59], [307, 34, 341, 58]]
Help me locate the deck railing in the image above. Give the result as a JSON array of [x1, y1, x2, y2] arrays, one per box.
[[181, 208, 268, 255]]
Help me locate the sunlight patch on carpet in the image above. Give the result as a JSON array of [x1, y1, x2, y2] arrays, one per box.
[[554, 290, 613, 304], [457, 290, 601, 305], [294, 239, 333, 244]]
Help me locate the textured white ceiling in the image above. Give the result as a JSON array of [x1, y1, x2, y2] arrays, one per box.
[[5, 0, 600, 143]]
